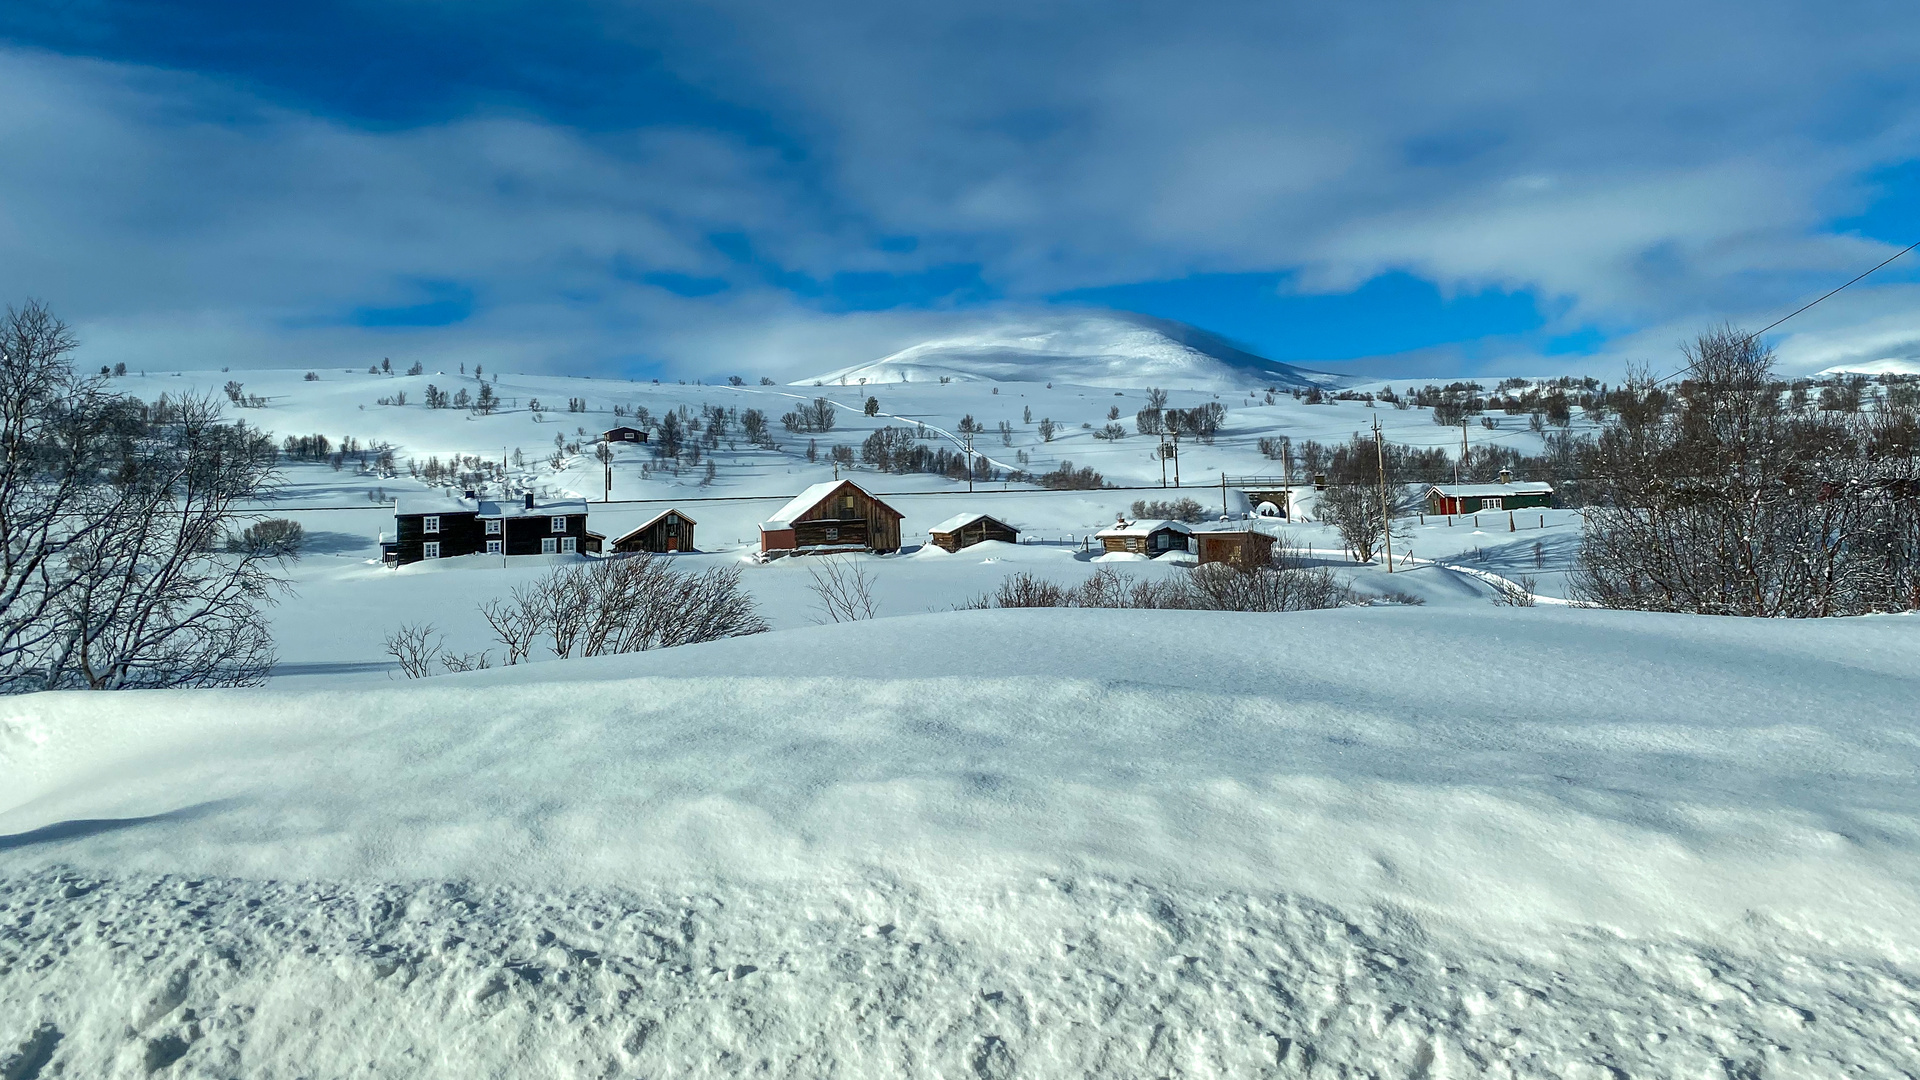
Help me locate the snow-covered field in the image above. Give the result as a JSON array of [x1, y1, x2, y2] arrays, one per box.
[[5, 362, 1914, 1078], [5, 608, 1920, 1077]]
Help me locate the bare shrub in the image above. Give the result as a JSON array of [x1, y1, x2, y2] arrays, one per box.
[[230, 518, 305, 559], [1489, 574, 1538, 607], [484, 555, 768, 661], [808, 557, 879, 622], [1129, 497, 1208, 523], [384, 623, 445, 679], [965, 536, 1356, 613]]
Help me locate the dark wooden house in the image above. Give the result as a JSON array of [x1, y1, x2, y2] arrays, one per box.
[[602, 426, 649, 444], [927, 512, 1019, 552], [1191, 523, 1278, 568], [1093, 518, 1192, 557], [612, 509, 696, 553], [1426, 480, 1553, 516], [759, 479, 903, 557], [383, 492, 598, 566]]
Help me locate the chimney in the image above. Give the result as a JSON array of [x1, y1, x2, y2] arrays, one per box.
[[1498, 468, 1512, 484], [463, 489, 476, 500], [524, 492, 536, 510]]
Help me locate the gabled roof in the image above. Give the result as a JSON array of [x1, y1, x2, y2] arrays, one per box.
[[395, 495, 478, 516], [613, 508, 696, 543], [1095, 519, 1194, 538], [1428, 481, 1553, 497], [761, 479, 901, 531], [927, 512, 1017, 535], [477, 497, 590, 519]]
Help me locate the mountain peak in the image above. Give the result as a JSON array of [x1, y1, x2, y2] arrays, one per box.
[[795, 310, 1334, 391]]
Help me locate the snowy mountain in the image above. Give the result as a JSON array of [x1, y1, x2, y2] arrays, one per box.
[[1817, 355, 1920, 377], [798, 310, 1337, 391]]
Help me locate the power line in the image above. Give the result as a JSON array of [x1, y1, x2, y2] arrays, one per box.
[[1660, 239, 1920, 385]]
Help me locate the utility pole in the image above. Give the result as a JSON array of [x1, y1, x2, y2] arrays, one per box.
[[1158, 431, 1169, 487], [962, 427, 974, 493], [1221, 472, 1229, 519], [1281, 438, 1292, 522], [1374, 418, 1396, 570], [1171, 430, 1182, 488], [1458, 421, 1469, 485]]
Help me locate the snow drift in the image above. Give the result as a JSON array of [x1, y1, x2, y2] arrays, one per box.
[[3, 606, 1919, 1077], [799, 310, 1332, 391]]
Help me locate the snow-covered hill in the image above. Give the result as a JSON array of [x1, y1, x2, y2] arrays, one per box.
[[4, 607, 1919, 1076], [1817, 355, 1920, 377], [799, 311, 1335, 391]]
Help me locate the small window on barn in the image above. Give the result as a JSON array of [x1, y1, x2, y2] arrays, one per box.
[[423, 515, 440, 534], [550, 515, 567, 533], [1483, 497, 1504, 511], [485, 519, 501, 535], [824, 527, 840, 541], [840, 495, 855, 516]]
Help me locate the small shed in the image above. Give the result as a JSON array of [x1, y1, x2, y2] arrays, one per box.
[[1427, 480, 1553, 516], [1094, 518, 1192, 557], [927, 512, 1019, 552], [1191, 523, 1278, 568], [612, 509, 696, 553], [760, 479, 904, 557], [602, 426, 649, 444]]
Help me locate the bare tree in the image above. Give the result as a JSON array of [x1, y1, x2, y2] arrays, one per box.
[[807, 557, 878, 622], [0, 302, 287, 692]]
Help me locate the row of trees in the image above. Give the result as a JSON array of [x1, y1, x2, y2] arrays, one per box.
[[963, 538, 1360, 613]]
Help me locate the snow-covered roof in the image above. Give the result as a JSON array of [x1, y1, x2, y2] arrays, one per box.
[[1188, 519, 1281, 536], [761, 480, 897, 531], [394, 495, 478, 516], [1428, 482, 1553, 497], [394, 494, 590, 518], [1095, 519, 1193, 538], [927, 512, 1016, 535], [614, 508, 696, 541], [478, 497, 589, 519]]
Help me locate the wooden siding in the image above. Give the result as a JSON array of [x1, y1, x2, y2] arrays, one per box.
[[1195, 531, 1276, 568], [929, 517, 1018, 552], [389, 512, 484, 565], [767, 482, 903, 555], [613, 512, 695, 553], [1098, 527, 1188, 556]]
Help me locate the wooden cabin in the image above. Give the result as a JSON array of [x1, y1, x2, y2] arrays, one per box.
[[927, 512, 1019, 552], [612, 509, 695, 553], [1093, 518, 1192, 557], [383, 492, 597, 565], [1426, 480, 1553, 516], [1191, 524, 1278, 569], [602, 426, 649, 444], [759, 479, 903, 557]]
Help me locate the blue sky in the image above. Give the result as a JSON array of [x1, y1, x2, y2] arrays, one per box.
[[3, 0, 1919, 378]]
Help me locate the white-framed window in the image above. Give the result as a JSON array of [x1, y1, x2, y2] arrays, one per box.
[[550, 515, 567, 533], [423, 515, 440, 534], [561, 537, 577, 553], [423, 541, 441, 559], [485, 518, 501, 535], [1483, 497, 1504, 510], [486, 540, 502, 555], [541, 537, 557, 554]]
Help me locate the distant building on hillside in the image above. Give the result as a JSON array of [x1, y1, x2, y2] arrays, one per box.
[[1190, 521, 1279, 569], [927, 512, 1019, 552], [601, 426, 649, 444], [1094, 518, 1192, 557], [611, 509, 696, 553], [1426, 477, 1554, 516], [759, 480, 903, 557], [383, 492, 601, 566]]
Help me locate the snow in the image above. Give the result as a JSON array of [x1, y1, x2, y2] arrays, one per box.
[[1816, 356, 1920, 377], [7, 364, 1914, 1075], [1095, 518, 1192, 538], [925, 511, 1012, 535], [5, 607, 1920, 1076]]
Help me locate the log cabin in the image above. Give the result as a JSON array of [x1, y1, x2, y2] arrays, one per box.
[[1189, 522, 1279, 569], [612, 509, 696, 553], [759, 480, 903, 557], [602, 426, 649, 444], [1093, 518, 1192, 557], [926, 512, 1019, 552], [383, 492, 599, 566]]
